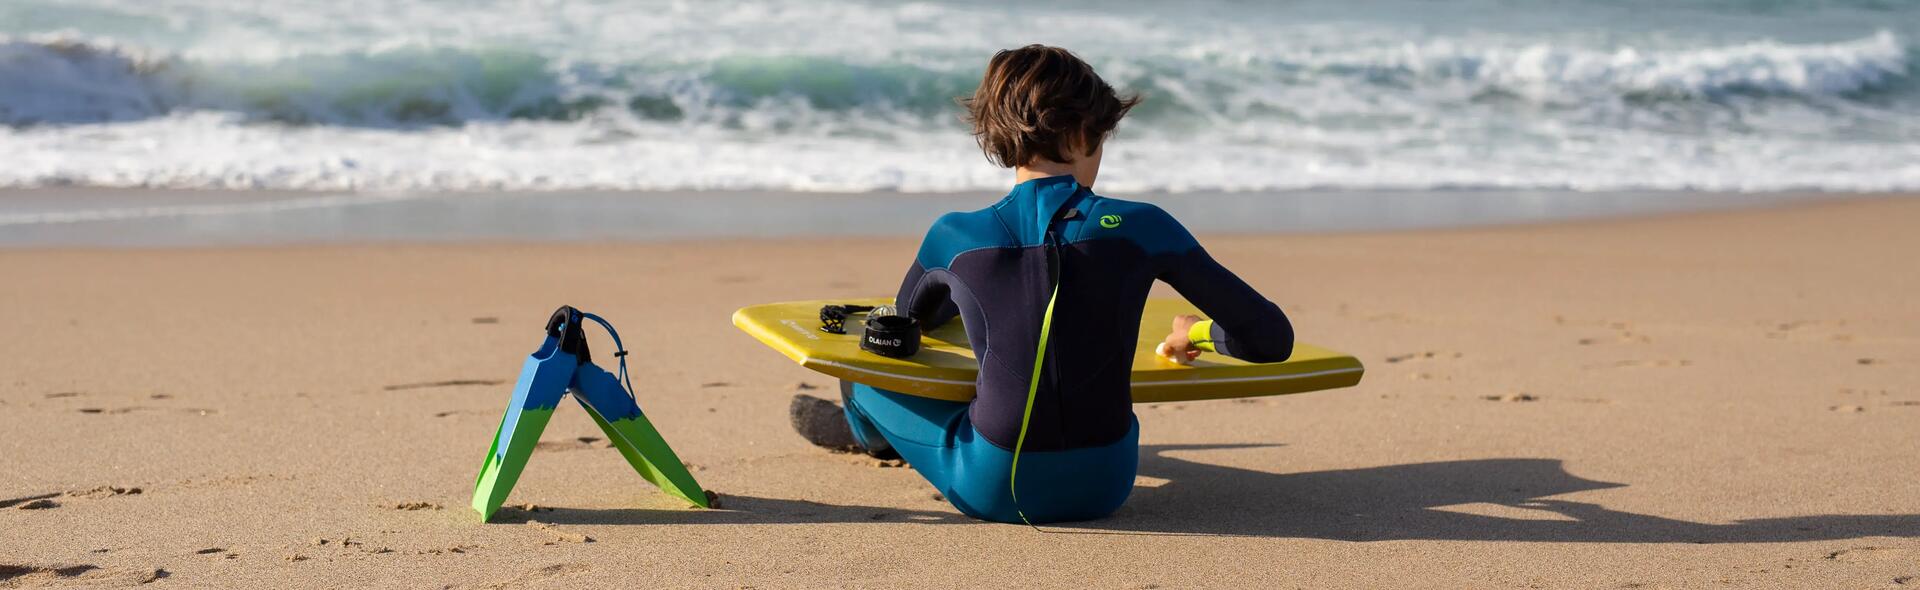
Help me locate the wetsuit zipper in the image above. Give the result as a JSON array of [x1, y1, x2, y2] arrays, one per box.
[[1009, 204, 1073, 526], [1042, 229, 1062, 435]]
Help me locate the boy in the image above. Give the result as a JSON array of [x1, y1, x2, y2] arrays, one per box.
[[793, 45, 1294, 524]]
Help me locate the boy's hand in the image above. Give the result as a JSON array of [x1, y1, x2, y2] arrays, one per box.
[[1160, 314, 1205, 364]]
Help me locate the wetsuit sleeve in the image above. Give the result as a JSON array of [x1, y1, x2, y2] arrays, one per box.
[[895, 258, 960, 329], [1154, 221, 1295, 363]]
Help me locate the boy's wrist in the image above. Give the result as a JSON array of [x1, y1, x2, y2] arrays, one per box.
[[1187, 320, 1216, 353]]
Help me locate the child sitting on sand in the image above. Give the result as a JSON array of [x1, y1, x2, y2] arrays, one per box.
[[792, 45, 1295, 524]]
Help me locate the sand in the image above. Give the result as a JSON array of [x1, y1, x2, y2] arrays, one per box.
[[1, 197, 1916, 588]]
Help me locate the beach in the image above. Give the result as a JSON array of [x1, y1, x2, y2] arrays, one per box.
[[7, 0, 1919, 586], [2, 194, 1915, 588]]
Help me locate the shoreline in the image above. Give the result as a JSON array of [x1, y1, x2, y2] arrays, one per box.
[[1, 187, 1901, 248]]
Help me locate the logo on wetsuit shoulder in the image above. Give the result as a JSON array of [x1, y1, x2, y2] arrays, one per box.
[[1098, 214, 1123, 229]]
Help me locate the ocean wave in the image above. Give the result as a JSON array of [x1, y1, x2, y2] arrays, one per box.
[[2, 31, 1912, 129], [3, 110, 1917, 193], [1310, 29, 1914, 99], [0, 35, 986, 128], [1, 21, 1918, 193]]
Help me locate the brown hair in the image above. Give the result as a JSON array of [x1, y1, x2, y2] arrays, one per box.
[[961, 45, 1141, 168]]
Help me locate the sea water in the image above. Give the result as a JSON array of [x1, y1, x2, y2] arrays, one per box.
[[2, 0, 1916, 195]]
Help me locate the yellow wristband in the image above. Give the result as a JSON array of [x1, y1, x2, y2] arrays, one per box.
[[1188, 319, 1216, 353]]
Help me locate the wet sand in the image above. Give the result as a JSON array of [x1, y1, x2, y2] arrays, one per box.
[[1, 197, 1916, 588]]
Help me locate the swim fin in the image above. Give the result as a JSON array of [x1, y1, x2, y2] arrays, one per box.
[[572, 363, 709, 508], [470, 306, 710, 522], [471, 332, 577, 521]]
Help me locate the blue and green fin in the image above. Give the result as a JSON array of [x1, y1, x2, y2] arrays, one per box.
[[571, 363, 709, 509], [470, 308, 709, 522], [471, 340, 576, 521]]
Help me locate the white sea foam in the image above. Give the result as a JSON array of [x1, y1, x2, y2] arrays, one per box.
[[0, 191, 415, 226], [1, 0, 1916, 193]]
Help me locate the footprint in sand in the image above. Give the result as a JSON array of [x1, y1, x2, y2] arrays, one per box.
[[1762, 319, 1853, 341], [1591, 359, 1693, 369], [383, 379, 506, 391], [1361, 311, 1417, 324], [508, 563, 590, 584], [412, 544, 479, 556], [1824, 546, 1897, 563], [76, 407, 215, 416], [67, 486, 142, 500], [1481, 393, 1539, 402], [1557, 317, 1654, 342], [1599, 331, 1652, 345], [0, 563, 166, 585], [533, 437, 605, 452], [3, 486, 142, 511], [43, 392, 209, 415], [0, 564, 98, 583], [1583, 320, 1654, 344], [173, 473, 288, 490], [310, 537, 402, 555], [391, 502, 442, 511], [1384, 351, 1462, 364], [530, 523, 594, 545], [1837, 387, 1891, 396], [489, 504, 556, 522]]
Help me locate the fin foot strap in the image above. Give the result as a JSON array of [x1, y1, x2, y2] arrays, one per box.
[[578, 311, 635, 403]]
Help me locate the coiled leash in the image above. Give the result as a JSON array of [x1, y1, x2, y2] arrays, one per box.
[[820, 304, 921, 358], [818, 304, 874, 334]]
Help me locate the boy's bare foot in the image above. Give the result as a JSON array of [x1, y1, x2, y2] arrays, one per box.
[[789, 393, 901, 460], [789, 394, 860, 452]]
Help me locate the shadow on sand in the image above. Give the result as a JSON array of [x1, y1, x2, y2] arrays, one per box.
[[1060, 444, 1920, 541], [488, 494, 968, 527], [501, 444, 1920, 543]]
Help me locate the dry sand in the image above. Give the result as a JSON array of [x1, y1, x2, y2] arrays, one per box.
[[1, 197, 1916, 588]]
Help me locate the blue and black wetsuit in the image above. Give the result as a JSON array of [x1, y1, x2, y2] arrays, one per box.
[[842, 174, 1294, 523]]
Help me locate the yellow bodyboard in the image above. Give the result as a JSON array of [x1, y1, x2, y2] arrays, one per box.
[[732, 298, 1363, 403]]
